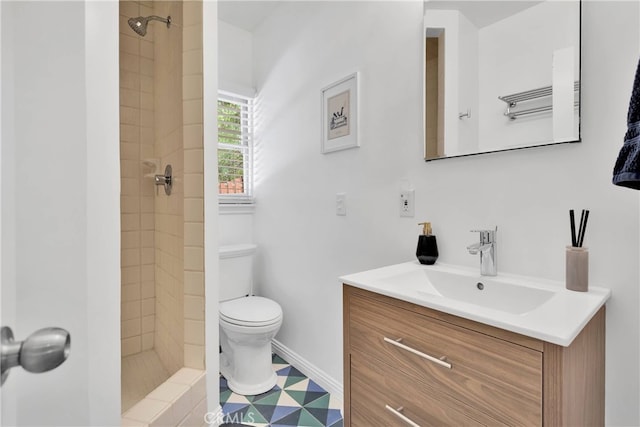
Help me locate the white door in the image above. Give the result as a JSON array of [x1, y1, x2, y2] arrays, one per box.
[[1, 2, 120, 425]]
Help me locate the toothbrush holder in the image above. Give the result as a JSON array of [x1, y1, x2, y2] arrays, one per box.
[[566, 245, 588, 292]]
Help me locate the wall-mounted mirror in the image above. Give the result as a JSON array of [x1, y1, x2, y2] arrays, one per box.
[[424, 0, 581, 161]]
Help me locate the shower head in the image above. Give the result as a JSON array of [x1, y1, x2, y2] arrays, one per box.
[[127, 15, 171, 37]]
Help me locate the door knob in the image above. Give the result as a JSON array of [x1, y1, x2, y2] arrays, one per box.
[[1, 326, 70, 386]]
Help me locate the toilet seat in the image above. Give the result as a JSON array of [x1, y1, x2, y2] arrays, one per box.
[[220, 296, 282, 327]]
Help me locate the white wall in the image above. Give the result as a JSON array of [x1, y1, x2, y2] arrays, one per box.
[[1, 1, 120, 425], [218, 19, 254, 96], [85, 1, 121, 424], [217, 19, 255, 248], [252, 1, 640, 425]]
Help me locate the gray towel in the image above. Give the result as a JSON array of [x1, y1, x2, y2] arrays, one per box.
[[613, 57, 640, 189]]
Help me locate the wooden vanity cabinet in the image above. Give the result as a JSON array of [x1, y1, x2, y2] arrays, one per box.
[[343, 285, 605, 427]]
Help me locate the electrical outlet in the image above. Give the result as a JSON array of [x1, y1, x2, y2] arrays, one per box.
[[400, 190, 414, 217], [336, 193, 347, 216]]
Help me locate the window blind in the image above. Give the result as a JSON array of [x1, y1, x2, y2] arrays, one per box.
[[218, 91, 254, 202]]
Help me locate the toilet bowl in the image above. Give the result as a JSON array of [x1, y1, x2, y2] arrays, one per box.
[[219, 244, 283, 396]]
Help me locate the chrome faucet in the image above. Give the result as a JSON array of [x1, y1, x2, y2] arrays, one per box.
[[467, 227, 497, 276]]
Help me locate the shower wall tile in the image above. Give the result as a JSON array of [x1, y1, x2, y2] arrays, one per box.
[[141, 40, 154, 59], [183, 173, 203, 198], [141, 196, 154, 214], [184, 149, 203, 173], [121, 196, 138, 214], [142, 315, 155, 334], [140, 57, 155, 77], [184, 199, 203, 223], [182, 100, 202, 125], [121, 0, 204, 382], [120, 1, 139, 19], [121, 142, 139, 159], [139, 4, 154, 22], [121, 213, 140, 231], [121, 34, 140, 56], [120, 0, 155, 360], [120, 178, 140, 196], [121, 89, 141, 109], [182, 25, 202, 52], [184, 296, 204, 321], [184, 272, 204, 296], [183, 125, 202, 150], [184, 320, 204, 345], [182, 3, 204, 372], [122, 231, 141, 249], [122, 266, 140, 285], [182, 75, 202, 101], [141, 248, 155, 265], [141, 213, 155, 230], [141, 280, 155, 299], [182, 50, 202, 76], [122, 248, 141, 267], [142, 264, 155, 282], [154, 0, 185, 376], [141, 93, 155, 111], [184, 344, 204, 370], [123, 301, 142, 321], [142, 298, 156, 316], [182, 1, 201, 27], [123, 283, 141, 302], [122, 336, 142, 357], [140, 75, 153, 94], [138, 128, 155, 148], [120, 52, 141, 74], [183, 247, 203, 271], [121, 178, 140, 197], [184, 223, 203, 247], [121, 106, 141, 126], [121, 124, 139, 142], [121, 159, 140, 178], [119, 14, 130, 35], [122, 318, 142, 338], [142, 333, 154, 351], [121, 71, 141, 92]]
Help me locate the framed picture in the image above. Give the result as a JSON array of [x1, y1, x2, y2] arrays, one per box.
[[321, 72, 359, 153]]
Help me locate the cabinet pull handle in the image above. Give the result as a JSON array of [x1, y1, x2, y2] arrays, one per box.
[[385, 405, 421, 427], [383, 336, 452, 369]]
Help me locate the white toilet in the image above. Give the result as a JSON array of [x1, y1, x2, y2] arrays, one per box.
[[219, 243, 283, 396]]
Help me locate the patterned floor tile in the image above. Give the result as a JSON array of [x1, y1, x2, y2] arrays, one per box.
[[220, 354, 343, 427]]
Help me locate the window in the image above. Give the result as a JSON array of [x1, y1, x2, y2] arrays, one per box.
[[218, 91, 254, 203]]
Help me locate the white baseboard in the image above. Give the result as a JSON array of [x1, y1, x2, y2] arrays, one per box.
[[271, 339, 344, 408]]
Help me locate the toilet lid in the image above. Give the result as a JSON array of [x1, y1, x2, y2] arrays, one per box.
[[220, 296, 282, 325]]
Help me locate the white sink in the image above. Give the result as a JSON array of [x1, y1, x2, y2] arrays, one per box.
[[376, 268, 555, 315], [340, 261, 611, 346]]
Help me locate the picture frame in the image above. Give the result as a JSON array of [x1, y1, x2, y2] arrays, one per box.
[[321, 72, 359, 154]]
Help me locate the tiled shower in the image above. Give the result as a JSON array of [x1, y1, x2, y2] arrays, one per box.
[[119, 0, 206, 419]]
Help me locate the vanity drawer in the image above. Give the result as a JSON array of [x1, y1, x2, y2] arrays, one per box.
[[348, 292, 542, 426], [350, 352, 497, 427]]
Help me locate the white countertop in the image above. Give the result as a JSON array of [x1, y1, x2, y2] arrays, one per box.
[[340, 261, 611, 347]]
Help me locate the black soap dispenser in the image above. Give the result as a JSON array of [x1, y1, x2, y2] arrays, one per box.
[[416, 222, 438, 265]]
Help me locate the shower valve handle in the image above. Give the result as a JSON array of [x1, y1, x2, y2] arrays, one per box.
[[154, 164, 173, 195]]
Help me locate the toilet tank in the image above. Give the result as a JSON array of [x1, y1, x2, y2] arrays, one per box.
[[219, 243, 257, 302]]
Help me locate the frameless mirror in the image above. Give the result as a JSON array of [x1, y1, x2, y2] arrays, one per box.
[[424, 0, 581, 161]]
